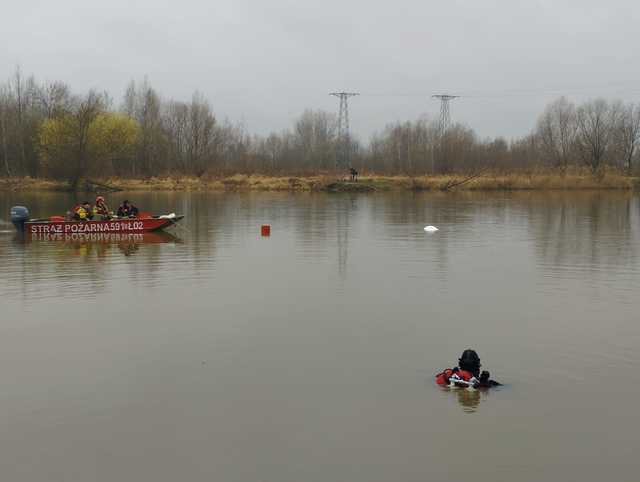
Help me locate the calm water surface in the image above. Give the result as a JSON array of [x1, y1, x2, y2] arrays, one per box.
[[1, 191, 640, 482]]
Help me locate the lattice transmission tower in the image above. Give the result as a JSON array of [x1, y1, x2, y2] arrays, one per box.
[[330, 92, 359, 169], [432, 94, 459, 136]]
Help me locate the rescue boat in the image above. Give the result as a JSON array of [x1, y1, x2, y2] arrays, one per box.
[[10, 206, 184, 235]]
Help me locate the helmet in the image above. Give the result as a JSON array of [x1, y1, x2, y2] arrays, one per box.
[[458, 349, 481, 376], [96, 196, 105, 203]]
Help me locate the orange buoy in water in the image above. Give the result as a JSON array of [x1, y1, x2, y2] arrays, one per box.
[[261, 224, 271, 236]]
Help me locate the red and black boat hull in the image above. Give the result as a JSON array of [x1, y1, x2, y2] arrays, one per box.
[[23, 216, 184, 235]]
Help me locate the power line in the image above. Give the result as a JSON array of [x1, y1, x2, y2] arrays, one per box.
[[358, 82, 640, 99]]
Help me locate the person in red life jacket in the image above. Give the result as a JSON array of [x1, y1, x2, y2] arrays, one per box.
[[435, 349, 501, 388], [94, 196, 110, 219]]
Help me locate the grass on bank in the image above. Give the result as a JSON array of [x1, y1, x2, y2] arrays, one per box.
[[1, 171, 638, 193]]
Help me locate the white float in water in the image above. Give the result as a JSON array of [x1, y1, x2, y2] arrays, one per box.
[[424, 225, 439, 232]]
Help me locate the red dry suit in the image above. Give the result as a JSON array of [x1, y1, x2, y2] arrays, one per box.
[[435, 368, 476, 386]]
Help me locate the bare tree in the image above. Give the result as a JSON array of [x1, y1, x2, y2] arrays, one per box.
[[121, 79, 166, 176], [163, 100, 189, 172], [70, 91, 105, 188], [37, 81, 72, 118], [536, 97, 577, 172], [575, 99, 619, 174], [0, 86, 11, 176], [8, 68, 640, 181], [294, 109, 337, 171], [264, 133, 282, 172], [8, 67, 42, 176], [368, 119, 440, 174], [13, 67, 27, 172], [122, 80, 136, 118], [185, 92, 216, 175], [39, 91, 105, 189], [615, 103, 640, 174]]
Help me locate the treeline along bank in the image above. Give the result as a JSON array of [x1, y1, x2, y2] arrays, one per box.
[[1, 68, 639, 188]]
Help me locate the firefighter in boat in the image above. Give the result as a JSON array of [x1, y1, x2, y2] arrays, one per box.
[[72, 201, 94, 221], [93, 196, 111, 220], [117, 200, 139, 218]]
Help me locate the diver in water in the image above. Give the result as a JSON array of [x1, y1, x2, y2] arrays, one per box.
[[435, 349, 501, 388]]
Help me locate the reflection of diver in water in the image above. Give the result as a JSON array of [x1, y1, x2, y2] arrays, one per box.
[[455, 387, 481, 412], [437, 381, 492, 413]]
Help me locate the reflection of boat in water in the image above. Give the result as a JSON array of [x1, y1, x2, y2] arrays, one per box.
[[22, 231, 182, 244], [14, 230, 182, 258]]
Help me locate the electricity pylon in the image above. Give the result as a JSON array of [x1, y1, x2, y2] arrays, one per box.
[[432, 94, 459, 136], [330, 92, 359, 170]]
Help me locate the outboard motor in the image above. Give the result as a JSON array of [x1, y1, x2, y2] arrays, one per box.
[[10, 206, 30, 232]]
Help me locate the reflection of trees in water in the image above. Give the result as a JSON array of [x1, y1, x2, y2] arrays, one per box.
[[526, 192, 639, 270], [241, 192, 357, 279], [291, 194, 330, 260], [2, 214, 188, 302], [0, 191, 77, 221], [363, 190, 640, 281], [281, 193, 350, 277], [365, 192, 474, 280], [1, 191, 205, 300], [4, 232, 183, 299], [118, 242, 141, 257], [5, 191, 640, 300], [159, 192, 220, 280], [118, 191, 220, 277], [335, 195, 358, 279], [6, 236, 111, 299], [238, 191, 640, 282], [226, 192, 356, 279]]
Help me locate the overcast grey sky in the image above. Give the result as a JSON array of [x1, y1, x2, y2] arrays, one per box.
[[2, 0, 639, 140]]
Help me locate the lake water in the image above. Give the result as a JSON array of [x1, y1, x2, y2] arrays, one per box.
[[1, 191, 640, 482]]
